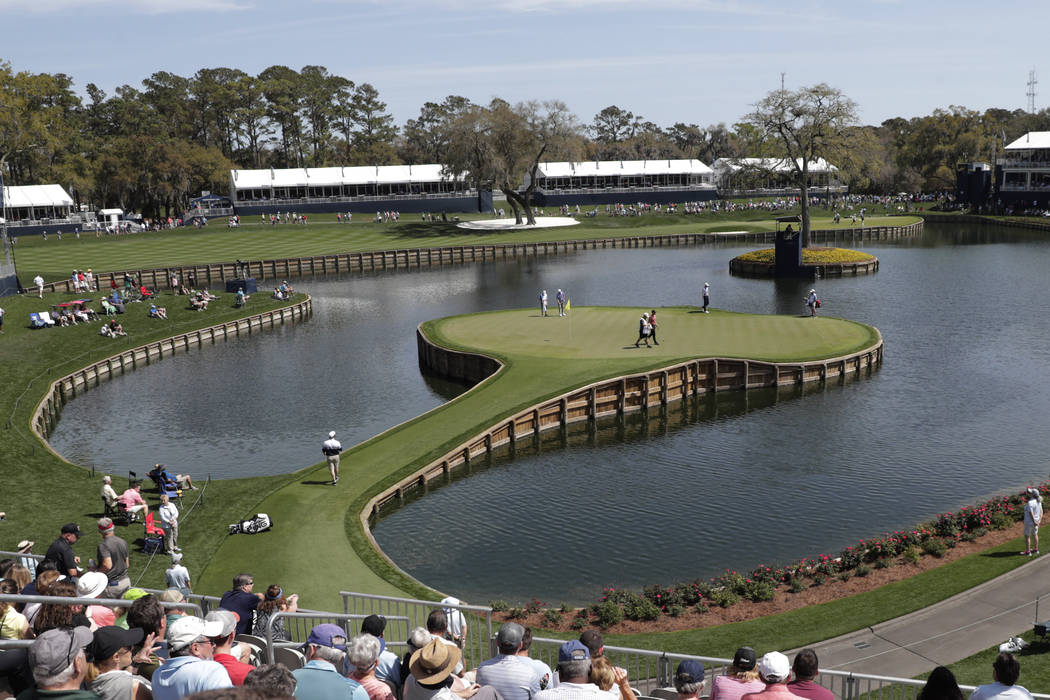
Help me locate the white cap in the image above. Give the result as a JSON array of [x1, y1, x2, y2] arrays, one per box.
[[328, 431, 336, 438], [758, 651, 791, 683]]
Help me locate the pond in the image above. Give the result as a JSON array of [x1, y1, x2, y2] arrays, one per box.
[[48, 223, 1050, 603]]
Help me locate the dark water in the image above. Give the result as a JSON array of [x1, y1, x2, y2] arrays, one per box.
[[49, 224, 1050, 603]]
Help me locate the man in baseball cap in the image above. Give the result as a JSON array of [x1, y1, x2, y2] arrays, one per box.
[[152, 616, 232, 700], [535, 641, 598, 700], [746, 651, 794, 700], [476, 622, 540, 700], [43, 523, 81, 579], [294, 623, 367, 700], [25, 627, 94, 698]]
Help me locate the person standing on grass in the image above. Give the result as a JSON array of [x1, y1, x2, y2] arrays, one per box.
[[635, 313, 651, 348], [34, 274, 44, 298], [648, 310, 660, 345], [702, 282, 711, 313], [805, 289, 819, 317], [539, 290, 549, 317], [323, 431, 342, 485], [556, 289, 567, 316], [159, 494, 180, 555], [1022, 488, 1042, 556]]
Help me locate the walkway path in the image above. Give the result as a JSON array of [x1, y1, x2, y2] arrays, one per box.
[[801, 552, 1050, 677]]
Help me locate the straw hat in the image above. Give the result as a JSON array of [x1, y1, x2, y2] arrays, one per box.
[[409, 639, 461, 684]]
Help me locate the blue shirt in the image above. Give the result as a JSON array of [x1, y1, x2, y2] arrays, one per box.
[[375, 649, 403, 689], [152, 655, 232, 700], [293, 659, 369, 700]]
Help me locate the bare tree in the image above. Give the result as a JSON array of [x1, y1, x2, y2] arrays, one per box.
[[743, 83, 859, 246]]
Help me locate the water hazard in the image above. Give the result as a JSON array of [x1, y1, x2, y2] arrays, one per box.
[[48, 224, 1050, 603]]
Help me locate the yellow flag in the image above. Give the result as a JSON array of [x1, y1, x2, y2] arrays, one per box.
[[565, 298, 571, 311]]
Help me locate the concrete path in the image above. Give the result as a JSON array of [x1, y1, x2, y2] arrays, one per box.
[[797, 551, 1050, 677]]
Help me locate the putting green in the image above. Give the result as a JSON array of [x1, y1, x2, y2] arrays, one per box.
[[196, 306, 880, 608]]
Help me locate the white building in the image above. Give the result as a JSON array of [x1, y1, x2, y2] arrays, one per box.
[[0, 184, 75, 223], [228, 164, 471, 205], [998, 131, 1050, 196], [710, 157, 844, 193], [524, 159, 715, 192]]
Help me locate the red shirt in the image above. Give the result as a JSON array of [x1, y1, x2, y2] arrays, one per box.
[[213, 652, 254, 686]]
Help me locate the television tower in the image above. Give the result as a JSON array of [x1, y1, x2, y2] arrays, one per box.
[[1027, 69, 1038, 113]]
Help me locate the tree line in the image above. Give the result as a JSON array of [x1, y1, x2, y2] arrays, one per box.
[[3, 60, 1050, 218]]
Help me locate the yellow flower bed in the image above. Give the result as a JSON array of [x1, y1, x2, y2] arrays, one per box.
[[735, 247, 875, 264]]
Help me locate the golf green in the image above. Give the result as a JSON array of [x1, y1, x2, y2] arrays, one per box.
[[196, 306, 880, 608]]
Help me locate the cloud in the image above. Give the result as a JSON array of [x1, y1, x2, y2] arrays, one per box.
[[0, 0, 251, 13]]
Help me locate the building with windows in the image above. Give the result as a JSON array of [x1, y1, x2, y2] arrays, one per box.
[[1, 184, 75, 224], [997, 131, 1050, 207], [524, 159, 717, 206], [710, 158, 845, 196]]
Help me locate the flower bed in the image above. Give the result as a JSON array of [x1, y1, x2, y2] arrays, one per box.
[[734, 247, 875, 264]]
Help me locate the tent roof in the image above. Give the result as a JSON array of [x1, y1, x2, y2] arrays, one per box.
[[535, 159, 712, 178], [711, 157, 838, 173], [2, 184, 74, 209], [230, 164, 459, 189], [1004, 132, 1050, 150]]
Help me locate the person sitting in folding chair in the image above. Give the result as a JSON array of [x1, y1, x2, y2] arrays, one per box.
[[149, 464, 196, 492], [118, 483, 149, 520]]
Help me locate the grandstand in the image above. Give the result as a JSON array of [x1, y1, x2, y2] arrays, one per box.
[[711, 158, 846, 197], [525, 159, 718, 206]]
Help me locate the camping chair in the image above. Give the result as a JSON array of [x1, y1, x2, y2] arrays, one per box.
[[101, 299, 116, 316], [29, 313, 48, 329], [37, 311, 57, 327], [143, 512, 165, 554]]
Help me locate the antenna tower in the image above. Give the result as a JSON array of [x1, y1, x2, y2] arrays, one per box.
[[1027, 69, 1038, 113]]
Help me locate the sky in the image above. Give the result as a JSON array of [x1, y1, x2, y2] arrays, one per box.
[[2, 0, 1048, 132]]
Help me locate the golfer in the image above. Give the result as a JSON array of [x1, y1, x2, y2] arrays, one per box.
[[322, 431, 342, 485]]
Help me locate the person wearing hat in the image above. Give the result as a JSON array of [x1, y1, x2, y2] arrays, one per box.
[[87, 625, 152, 700], [164, 553, 191, 597], [475, 622, 541, 700], [1022, 488, 1043, 557], [152, 615, 232, 700], [293, 623, 367, 700], [43, 523, 82, 579], [702, 282, 711, 313], [673, 659, 706, 700], [804, 289, 819, 317], [77, 572, 117, 630], [539, 290, 548, 317], [635, 312, 651, 348], [404, 637, 489, 700], [786, 649, 833, 700], [322, 431, 343, 486], [207, 609, 255, 686], [22, 626, 96, 700], [16, 539, 36, 573], [533, 640, 604, 700], [556, 289, 567, 317], [740, 652, 793, 700], [361, 614, 402, 691], [710, 647, 763, 700], [578, 630, 631, 700], [95, 517, 130, 598]]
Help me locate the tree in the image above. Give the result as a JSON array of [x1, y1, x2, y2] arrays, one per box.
[[299, 65, 350, 166], [399, 95, 473, 164], [743, 83, 859, 246], [345, 83, 398, 165]]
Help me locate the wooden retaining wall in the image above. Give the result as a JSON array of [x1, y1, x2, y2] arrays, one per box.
[[40, 221, 923, 294], [922, 213, 1050, 232], [31, 297, 313, 442], [729, 256, 879, 278], [367, 326, 883, 515]]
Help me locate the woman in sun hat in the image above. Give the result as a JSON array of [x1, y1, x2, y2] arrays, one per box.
[[405, 638, 487, 700]]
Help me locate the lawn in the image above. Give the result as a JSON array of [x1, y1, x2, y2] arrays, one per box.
[[11, 209, 918, 283]]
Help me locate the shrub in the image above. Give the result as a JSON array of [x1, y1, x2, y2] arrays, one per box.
[[667, 604, 685, 618], [922, 537, 947, 558], [623, 598, 661, 621], [709, 588, 740, 608], [874, 558, 892, 570], [643, 584, 681, 608], [675, 581, 709, 605], [839, 546, 861, 570], [838, 571, 852, 583], [901, 546, 921, 565], [570, 617, 585, 630], [559, 603, 572, 613], [508, 607, 527, 620], [542, 609, 562, 627], [990, 512, 1013, 530], [789, 578, 808, 593], [741, 579, 776, 602], [855, 564, 872, 577], [593, 601, 624, 628], [695, 601, 709, 614], [489, 600, 509, 612], [811, 573, 826, 587], [524, 598, 545, 614]]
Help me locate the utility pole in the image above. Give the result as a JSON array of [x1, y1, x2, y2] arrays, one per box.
[[1027, 69, 1038, 114]]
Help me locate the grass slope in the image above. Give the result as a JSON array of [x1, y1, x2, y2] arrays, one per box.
[[12, 211, 917, 283], [194, 306, 878, 611]]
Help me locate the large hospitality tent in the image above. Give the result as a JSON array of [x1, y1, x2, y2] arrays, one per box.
[[527, 159, 715, 188], [1, 184, 75, 221], [710, 157, 841, 188], [229, 164, 469, 201]]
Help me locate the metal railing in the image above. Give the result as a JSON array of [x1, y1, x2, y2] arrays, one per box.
[[341, 590, 494, 670], [259, 610, 407, 665]]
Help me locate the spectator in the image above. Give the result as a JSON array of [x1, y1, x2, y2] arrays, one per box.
[[119, 485, 149, 521], [292, 623, 367, 700], [208, 610, 255, 686], [517, 627, 552, 691], [579, 630, 627, 690], [426, 610, 463, 676], [400, 627, 432, 686], [252, 585, 298, 641], [710, 647, 763, 700], [244, 664, 297, 697], [534, 640, 612, 700], [22, 627, 96, 700], [360, 614, 401, 691], [741, 652, 794, 700], [152, 615, 233, 700], [967, 653, 1033, 700], [126, 594, 168, 681], [34, 579, 90, 635], [440, 597, 467, 649], [919, 667, 965, 700], [475, 622, 541, 700], [7, 562, 33, 593], [43, 522, 82, 579], [405, 638, 489, 700], [165, 553, 192, 596], [158, 494, 179, 555], [159, 589, 189, 631], [347, 633, 395, 700], [673, 660, 705, 700], [1021, 488, 1042, 557], [77, 571, 118, 629], [102, 477, 120, 514], [87, 625, 153, 700], [96, 517, 131, 598], [786, 649, 832, 700], [22, 568, 60, 626], [0, 579, 34, 639], [219, 575, 263, 635], [590, 656, 636, 700], [15, 540, 37, 575]]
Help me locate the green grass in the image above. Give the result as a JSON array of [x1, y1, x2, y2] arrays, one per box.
[[194, 306, 879, 609], [935, 629, 1050, 692], [12, 210, 918, 283]]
